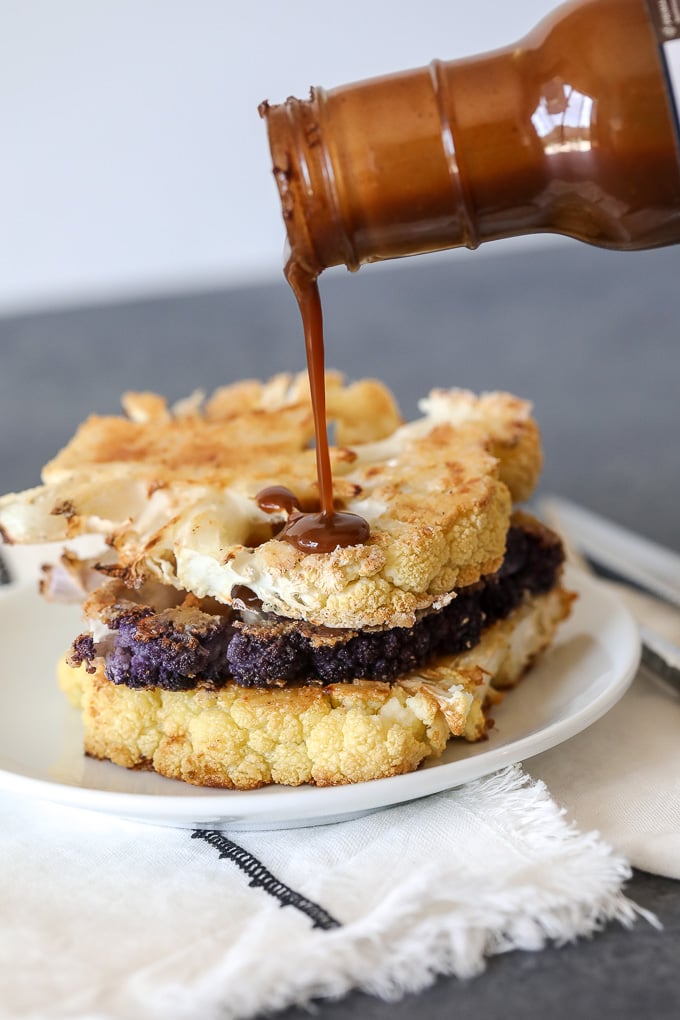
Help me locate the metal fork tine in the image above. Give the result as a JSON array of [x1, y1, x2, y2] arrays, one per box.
[[539, 496, 680, 698], [540, 496, 680, 609]]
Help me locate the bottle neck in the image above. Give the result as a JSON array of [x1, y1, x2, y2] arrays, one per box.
[[260, 90, 358, 276], [261, 0, 680, 270], [261, 64, 484, 273]]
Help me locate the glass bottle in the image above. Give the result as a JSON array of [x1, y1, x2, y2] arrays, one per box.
[[260, 0, 680, 276]]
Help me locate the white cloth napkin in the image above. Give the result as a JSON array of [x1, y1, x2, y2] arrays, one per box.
[[0, 766, 644, 1020], [529, 582, 680, 879], [0, 546, 670, 1019]]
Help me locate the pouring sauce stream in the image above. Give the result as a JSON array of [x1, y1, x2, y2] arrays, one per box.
[[265, 258, 370, 554]]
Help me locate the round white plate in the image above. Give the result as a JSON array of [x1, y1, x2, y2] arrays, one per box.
[[0, 565, 639, 829]]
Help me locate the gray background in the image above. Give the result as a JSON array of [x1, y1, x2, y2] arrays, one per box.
[[1, 241, 677, 549], [1, 240, 679, 1016]]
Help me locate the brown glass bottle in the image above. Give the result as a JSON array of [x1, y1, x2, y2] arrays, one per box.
[[261, 0, 680, 274], [258, 0, 680, 555]]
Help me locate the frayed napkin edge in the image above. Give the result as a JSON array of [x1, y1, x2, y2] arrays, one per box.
[[147, 766, 658, 1020]]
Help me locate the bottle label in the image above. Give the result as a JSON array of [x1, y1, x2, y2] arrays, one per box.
[[646, 0, 680, 132]]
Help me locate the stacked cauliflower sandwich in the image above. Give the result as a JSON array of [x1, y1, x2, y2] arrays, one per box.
[[0, 373, 572, 788]]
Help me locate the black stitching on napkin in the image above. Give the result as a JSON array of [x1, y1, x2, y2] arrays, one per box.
[[191, 830, 341, 930]]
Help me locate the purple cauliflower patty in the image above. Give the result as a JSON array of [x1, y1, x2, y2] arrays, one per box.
[[70, 522, 564, 691]]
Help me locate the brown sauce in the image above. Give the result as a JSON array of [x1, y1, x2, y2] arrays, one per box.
[[272, 259, 370, 554], [230, 584, 264, 611], [256, 485, 301, 515], [278, 502, 370, 554]]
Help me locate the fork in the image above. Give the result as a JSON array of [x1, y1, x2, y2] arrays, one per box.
[[539, 497, 680, 697]]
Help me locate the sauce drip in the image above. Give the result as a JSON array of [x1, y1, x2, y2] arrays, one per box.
[[276, 259, 370, 554], [279, 506, 369, 553], [230, 584, 263, 611], [256, 485, 301, 515]]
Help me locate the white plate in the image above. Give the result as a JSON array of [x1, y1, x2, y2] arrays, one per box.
[[0, 565, 639, 829]]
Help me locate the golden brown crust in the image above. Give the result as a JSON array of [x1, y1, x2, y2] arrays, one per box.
[[417, 389, 543, 503], [204, 372, 404, 446], [58, 586, 571, 789], [0, 380, 541, 629]]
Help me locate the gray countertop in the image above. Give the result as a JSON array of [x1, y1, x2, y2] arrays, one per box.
[[1, 239, 679, 1017]]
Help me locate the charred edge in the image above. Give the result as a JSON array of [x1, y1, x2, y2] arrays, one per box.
[[69, 634, 97, 674], [0, 523, 14, 546], [191, 830, 341, 930], [95, 561, 147, 588], [50, 500, 76, 518]]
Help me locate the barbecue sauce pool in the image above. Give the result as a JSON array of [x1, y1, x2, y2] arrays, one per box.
[[230, 584, 264, 611]]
